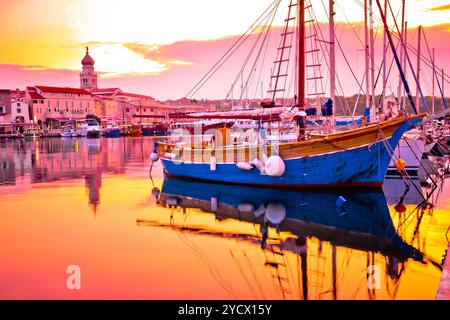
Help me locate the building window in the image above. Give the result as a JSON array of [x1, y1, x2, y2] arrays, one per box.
[[0, 106, 4, 113], [40, 100, 44, 104], [17, 108, 21, 113], [47, 108, 51, 112], [151, 108, 154, 112], [126, 108, 130, 112], [33, 100, 38, 104], [17, 103, 20, 107]]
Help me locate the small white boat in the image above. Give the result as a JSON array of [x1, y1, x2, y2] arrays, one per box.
[[86, 119, 101, 138], [60, 124, 76, 138]]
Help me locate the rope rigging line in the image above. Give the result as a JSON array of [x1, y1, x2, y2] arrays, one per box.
[[317, 0, 363, 116], [422, 30, 447, 110], [242, 4, 282, 102], [226, 4, 279, 101], [185, 0, 281, 99], [353, 0, 450, 85]]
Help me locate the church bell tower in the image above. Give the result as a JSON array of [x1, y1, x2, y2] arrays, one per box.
[[80, 47, 98, 92]]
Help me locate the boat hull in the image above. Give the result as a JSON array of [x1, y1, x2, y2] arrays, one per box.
[[158, 115, 425, 187], [103, 129, 121, 138]]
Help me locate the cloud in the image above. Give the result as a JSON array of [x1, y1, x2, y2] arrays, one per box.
[[427, 4, 450, 11], [121, 43, 193, 68]]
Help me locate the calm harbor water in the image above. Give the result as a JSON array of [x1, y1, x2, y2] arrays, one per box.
[[0, 137, 449, 299]]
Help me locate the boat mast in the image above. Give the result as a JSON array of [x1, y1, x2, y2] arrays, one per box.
[[298, 0, 306, 110], [402, 21, 408, 109], [329, 0, 336, 116], [443, 69, 446, 108], [382, 0, 387, 107], [397, 0, 405, 109], [369, 0, 376, 110], [415, 25, 422, 112], [432, 48, 435, 115], [364, 0, 371, 110]]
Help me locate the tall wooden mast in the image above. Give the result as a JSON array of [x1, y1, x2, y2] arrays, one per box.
[[329, 0, 336, 112], [364, 0, 371, 109], [415, 25, 422, 111], [297, 0, 306, 109]]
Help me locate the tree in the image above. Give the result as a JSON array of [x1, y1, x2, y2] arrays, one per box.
[[86, 114, 101, 123]]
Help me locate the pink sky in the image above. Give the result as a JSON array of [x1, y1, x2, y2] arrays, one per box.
[[0, 0, 449, 100]]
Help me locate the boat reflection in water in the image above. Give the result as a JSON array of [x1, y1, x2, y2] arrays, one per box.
[[138, 177, 436, 300]]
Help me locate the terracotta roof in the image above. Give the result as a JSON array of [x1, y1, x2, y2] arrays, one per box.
[[11, 90, 26, 99], [35, 86, 90, 95], [29, 92, 44, 100], [121, 92, 154, 100], [91, 88, 122, 96], [92, 88, 121, 92]]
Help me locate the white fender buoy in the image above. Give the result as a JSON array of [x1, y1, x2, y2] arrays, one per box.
[[150, 152, 159, 162], [164, 152, 179, 160], [264, 155, 285, 177], [166, 197, 179, 207], [265, 203, 286, 225], [238, 203, 254, 213], [211, 197, 218, 212], [252, 158, 265, 173], [254, 204, 266, 217], [210, 156, 217, 171], [151, 187, 160, 198], [236, 162, 253, 171]]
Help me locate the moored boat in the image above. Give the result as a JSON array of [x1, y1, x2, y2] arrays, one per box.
[[154, 0, 426, 188], [86, 119, 101, 138], [102, 123, 121, 138], [156, 114, 424, 187], [142, 123, 168, 136], [23, 128, 42, 140]]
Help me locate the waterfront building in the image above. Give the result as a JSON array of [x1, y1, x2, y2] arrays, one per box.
[[26, 85, 94, 129], [0, 89, 12, 134], [10, 89, 33, 133]]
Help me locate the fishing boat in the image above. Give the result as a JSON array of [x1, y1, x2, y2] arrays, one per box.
[[60, 124, 76, 138], [23, 127, 42, 140], [120, 124, 141, 137], [102, 123, 121, 138], [142, 123, 168, 136], [154, 0, 425, 188], [86, 119, 101, 138]]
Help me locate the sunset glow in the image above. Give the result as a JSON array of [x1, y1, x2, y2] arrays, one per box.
[[1, 0, 450, 98]]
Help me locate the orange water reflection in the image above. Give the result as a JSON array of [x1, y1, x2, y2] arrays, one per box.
[[0, 138, 449, 299]]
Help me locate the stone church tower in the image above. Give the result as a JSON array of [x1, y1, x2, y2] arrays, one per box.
[[80, 47, 98, 92]]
